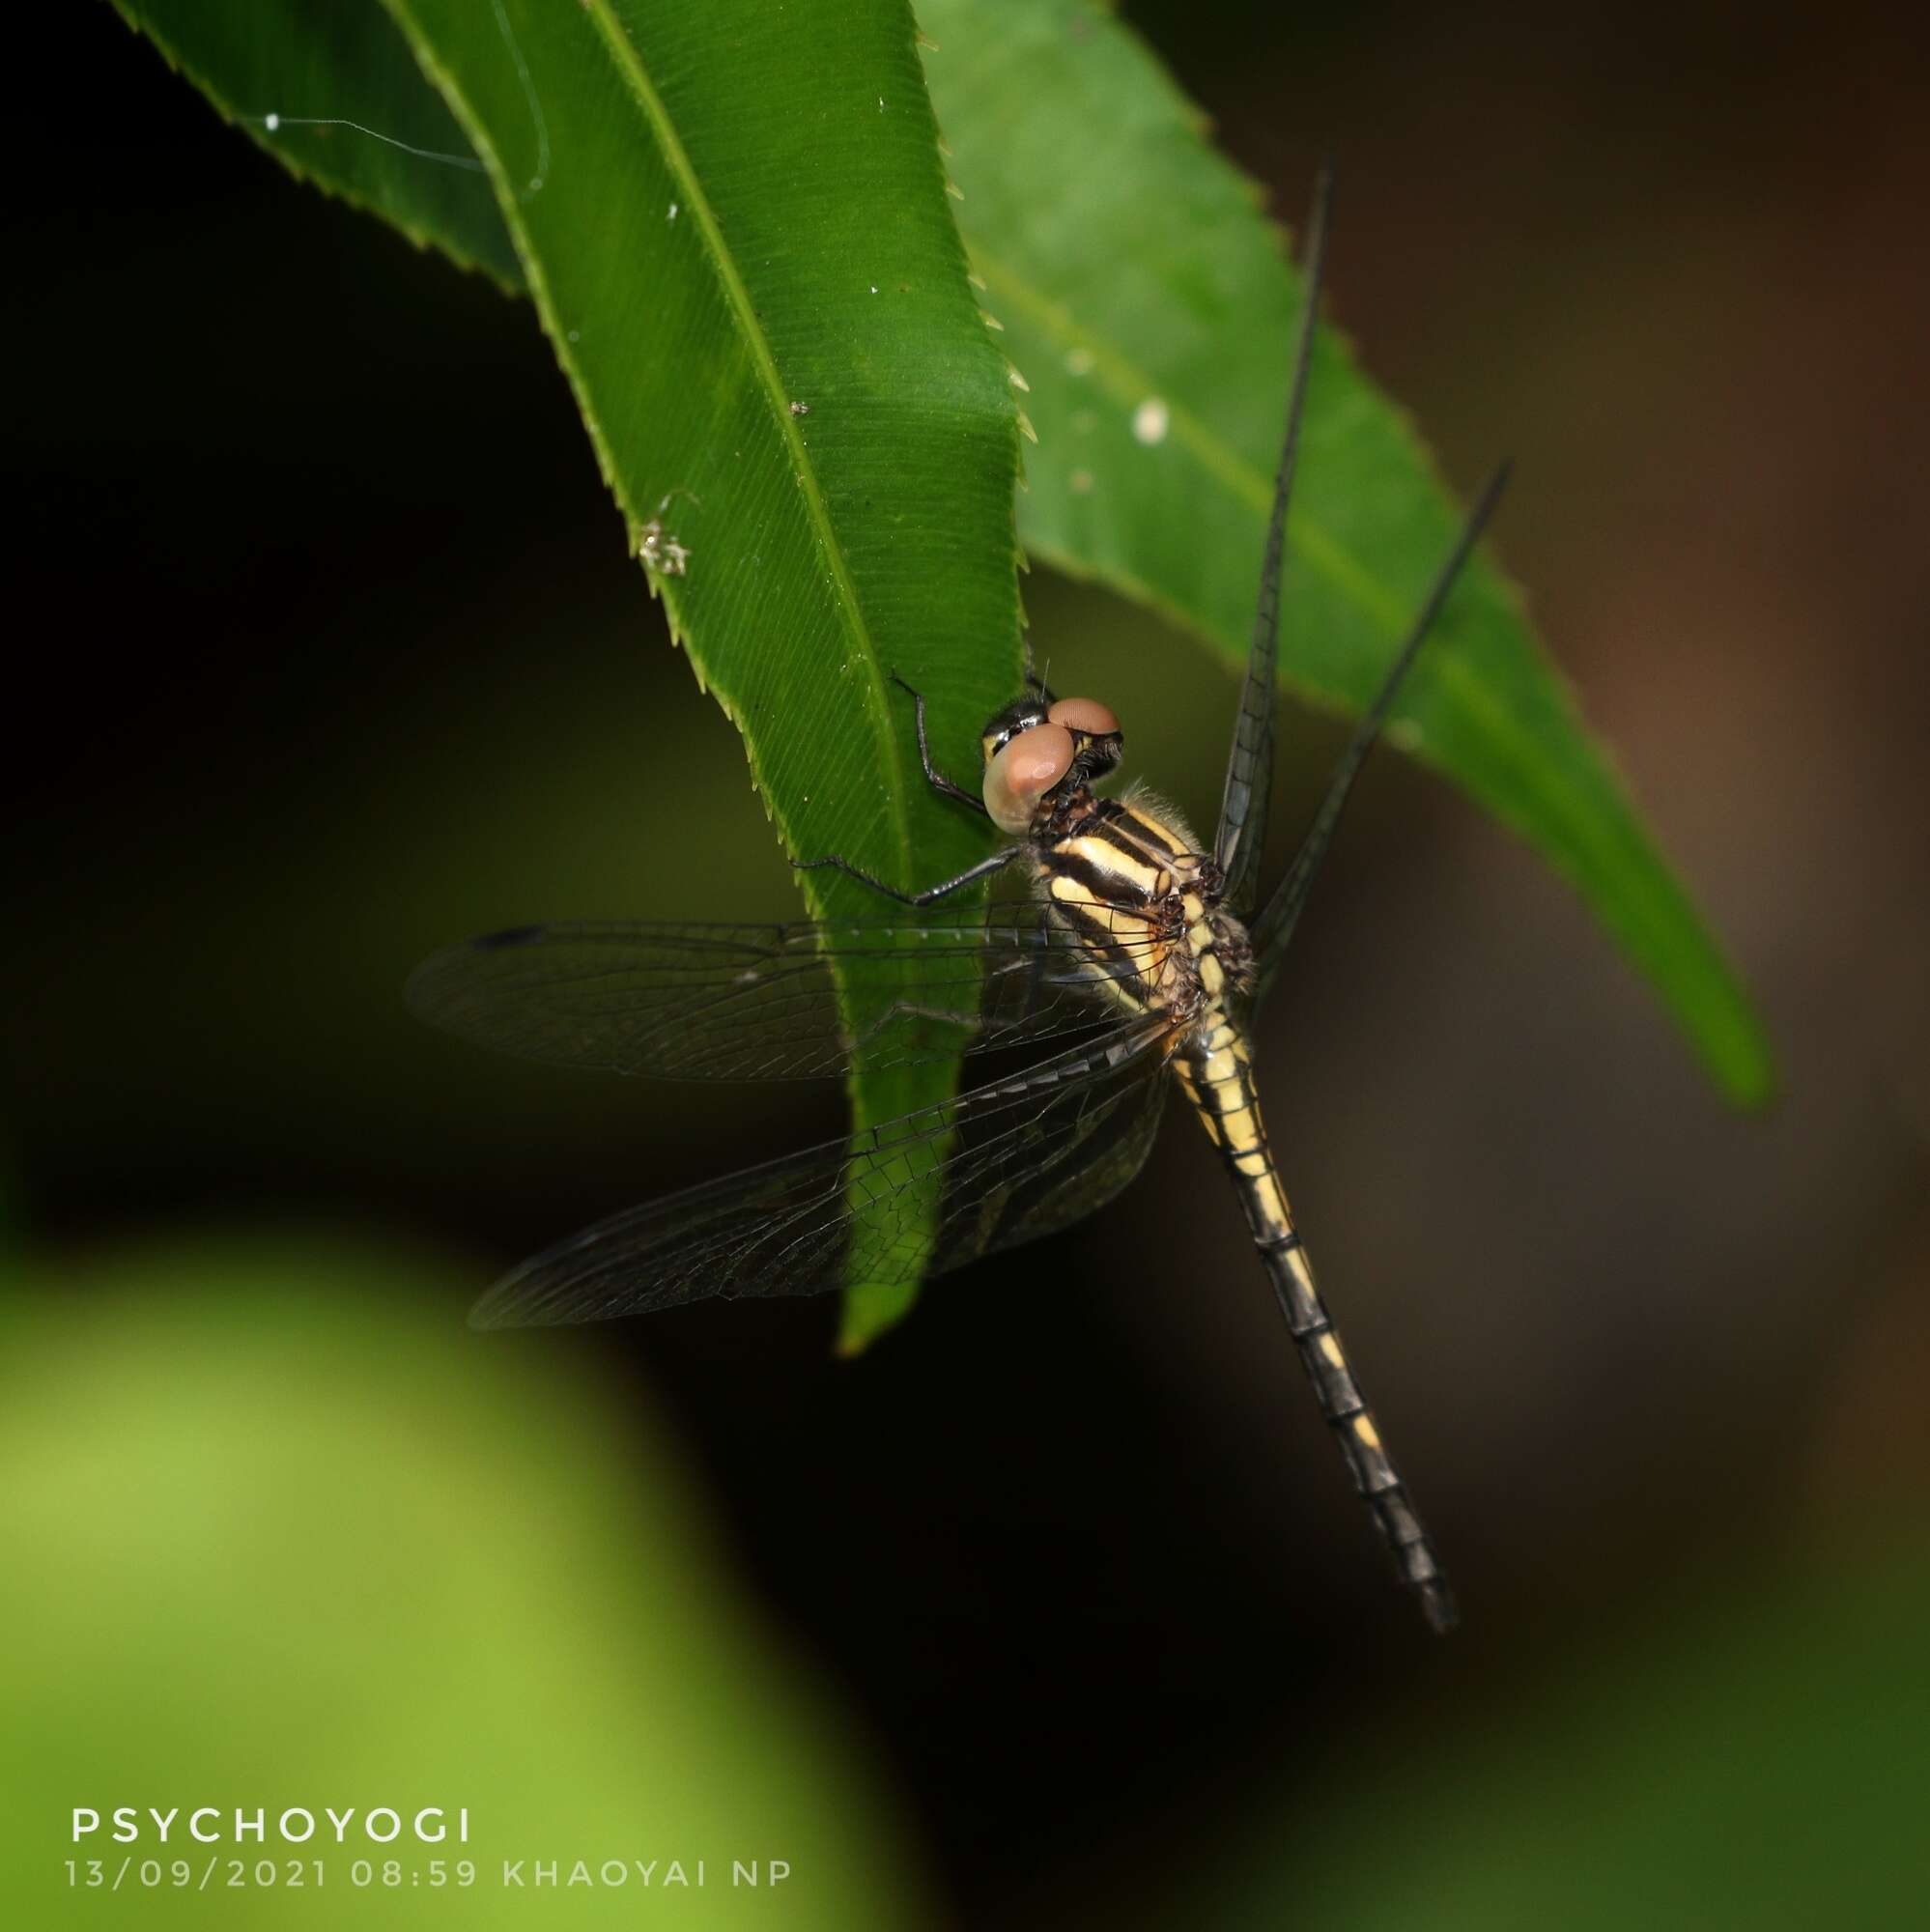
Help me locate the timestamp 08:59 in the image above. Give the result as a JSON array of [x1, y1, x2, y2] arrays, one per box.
[[66, 1856, 479, 1890]]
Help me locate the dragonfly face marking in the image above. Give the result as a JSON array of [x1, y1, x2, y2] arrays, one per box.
[[408, 165, 1516, 1634]]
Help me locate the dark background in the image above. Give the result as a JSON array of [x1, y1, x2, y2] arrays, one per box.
[[9, 2, 1929, 1923]]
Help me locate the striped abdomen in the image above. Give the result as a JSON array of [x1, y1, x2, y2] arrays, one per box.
[[1177, 1017, 1457, 1631]]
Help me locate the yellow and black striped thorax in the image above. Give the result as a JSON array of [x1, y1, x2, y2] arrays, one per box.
[[1032, 789, 1251, 1023]]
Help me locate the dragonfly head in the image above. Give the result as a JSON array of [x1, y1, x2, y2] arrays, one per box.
[[979, 694, 1124, 834]]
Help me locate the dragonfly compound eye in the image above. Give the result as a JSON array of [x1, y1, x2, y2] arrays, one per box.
[[982, 722, 1075, 833], [1046, 696, 1121, 738], [1047, 696, 1123, 781]]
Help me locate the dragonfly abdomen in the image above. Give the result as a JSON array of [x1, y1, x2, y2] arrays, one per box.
[[1177, 1032, 1458, 1632]]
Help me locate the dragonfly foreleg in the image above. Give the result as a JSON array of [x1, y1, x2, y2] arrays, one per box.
[[793, 846, 1023, 906], [892, 674, 990, 816]]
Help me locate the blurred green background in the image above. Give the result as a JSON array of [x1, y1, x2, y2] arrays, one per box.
[[6, 2, 1928, 1926]]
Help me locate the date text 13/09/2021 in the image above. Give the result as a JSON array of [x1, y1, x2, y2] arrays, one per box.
[[66, 1858, 792, 1893]]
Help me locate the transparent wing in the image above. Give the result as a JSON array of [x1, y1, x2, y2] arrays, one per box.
[[469, 1021, 1175, 1328], [1214, 163, 1332, 916], [1250, 460, 1513, 1002], [408, 903, 1164, 1082]]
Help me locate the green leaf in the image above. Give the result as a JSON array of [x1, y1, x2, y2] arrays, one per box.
[[0, 1234, 932, 1921], [919, 0, 1772, 1107], [113, 0, 1029, 1344], [109, 0, 1772, 1363]]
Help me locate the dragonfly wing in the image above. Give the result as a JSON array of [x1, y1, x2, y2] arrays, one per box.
[[469, 1020, 1175, 1328], [1250, 460, 1513, 1003], [408, 909, 1161, 1082], [1213, 164, 1332, 917]]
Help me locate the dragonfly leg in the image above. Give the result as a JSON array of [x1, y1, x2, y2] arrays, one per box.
[[793, 846, 1023, 906], [891, 673, 989, 815]]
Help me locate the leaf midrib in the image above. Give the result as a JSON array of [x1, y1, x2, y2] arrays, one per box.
[[579, 0, 913, 884]]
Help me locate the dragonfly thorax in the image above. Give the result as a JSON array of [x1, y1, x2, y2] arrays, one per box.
[[1031, 783, 1254, 1032]]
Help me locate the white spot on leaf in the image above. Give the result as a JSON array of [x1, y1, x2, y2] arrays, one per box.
[[1132, 397, 1170, 445]]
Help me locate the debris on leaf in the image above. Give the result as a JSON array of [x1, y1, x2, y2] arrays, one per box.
[[637, 518, 689, 577]]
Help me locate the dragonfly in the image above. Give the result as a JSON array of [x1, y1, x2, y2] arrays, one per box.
[[409, 168, 1508, 1633]]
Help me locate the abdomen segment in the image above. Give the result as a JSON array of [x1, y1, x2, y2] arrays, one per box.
[[1178, 1032, 1457, 1632]]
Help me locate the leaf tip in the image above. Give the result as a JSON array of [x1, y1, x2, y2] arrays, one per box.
[[837, 1278, 921, 1354], [1703, 1000, 1779, 1112]]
